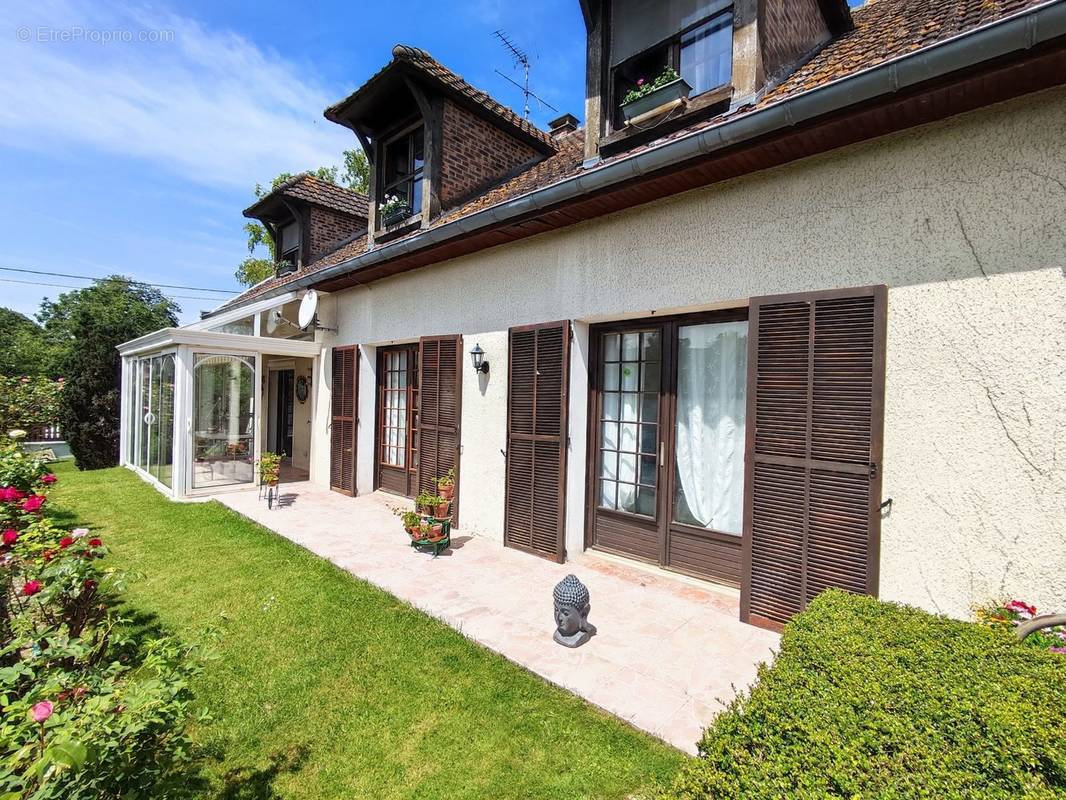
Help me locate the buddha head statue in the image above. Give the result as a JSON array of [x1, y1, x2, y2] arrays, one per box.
[[552, 574, 596, 648]]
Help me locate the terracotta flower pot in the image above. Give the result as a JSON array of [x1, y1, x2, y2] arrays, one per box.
[[428, 523, 444, 542], [439, 484, 454, 501], [435, 501, 451, 518]]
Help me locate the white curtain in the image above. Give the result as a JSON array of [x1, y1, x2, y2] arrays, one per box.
[[674, 321, 747, 533]]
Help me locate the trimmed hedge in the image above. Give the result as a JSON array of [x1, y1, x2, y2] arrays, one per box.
[[661, 590, 1065, 799]]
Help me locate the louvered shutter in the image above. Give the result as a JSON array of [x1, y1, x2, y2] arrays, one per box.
[[330, 346, 358, 495], [505, 321, 570, 563], [417, 335, 462, 525], [741, 286, 887, 628]]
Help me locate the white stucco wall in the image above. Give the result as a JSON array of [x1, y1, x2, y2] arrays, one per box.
[[316, 86, 1066, 619]]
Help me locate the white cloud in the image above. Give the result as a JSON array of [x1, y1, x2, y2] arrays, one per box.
[[0, 0, 355, 189]]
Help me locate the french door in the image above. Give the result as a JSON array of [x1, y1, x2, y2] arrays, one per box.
[[587, 310, 749, 586], [375, 344, 419, 497]]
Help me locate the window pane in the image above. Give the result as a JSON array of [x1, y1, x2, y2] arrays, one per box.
[[602, 421, 619, 450], [619, 452, 637, 483], [604, 334, 620, 362], [617, 483, 636, 514], [680, 12, 734, 95], [673, 320, 748, 533], [603, 392, 620, 422], [603, 362, 620, 391], [600, 451, 618, 480], [620, 422, 637, 452], [642, 360, 661, 392], [621, 333, 640, 360], [621, 392, 639, 422], [600, 479, 617, 510], [192, 354, 255, 489], [639, 455, 657, 486], [640, 423, 658, 455], [636, 486, 657, 517], [642, 330, 661, 362], [642, 393, 659, 423], [621, 363, 639, 391]]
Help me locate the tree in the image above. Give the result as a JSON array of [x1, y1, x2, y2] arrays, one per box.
[[44, 277, 178, 470], [235, 149, 370, 287], [0, 308, 62, 377]]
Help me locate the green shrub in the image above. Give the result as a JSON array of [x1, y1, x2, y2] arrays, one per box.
[[0, 433, 207, 798], [661, 590, 1066, 799], [0, 376, 64, 435]]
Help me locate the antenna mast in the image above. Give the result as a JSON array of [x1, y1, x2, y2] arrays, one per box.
[[493, 29, 557, 119]]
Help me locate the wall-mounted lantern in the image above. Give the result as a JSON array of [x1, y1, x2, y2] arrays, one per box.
[[469, 343, 489, 375]]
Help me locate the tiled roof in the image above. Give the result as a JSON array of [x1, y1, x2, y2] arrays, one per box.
[[216, 0, 1048, 313], [244, 173, 369, 220], [327, 44, 557, 153]]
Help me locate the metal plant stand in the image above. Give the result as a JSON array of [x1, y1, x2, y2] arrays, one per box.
[[410, 517, 451, 557], [259, 480, 280, 510]]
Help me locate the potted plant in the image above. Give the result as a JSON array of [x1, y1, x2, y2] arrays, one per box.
[[416, 490, 443, 515], [620, 67, 691, 125], [427, 521, 445, 542], [437, 469, 455, 501], [399, 510, 421, 537], [257, 451, 282, 486], [379, 194, 413, 228], [434, 498, 451, 518]]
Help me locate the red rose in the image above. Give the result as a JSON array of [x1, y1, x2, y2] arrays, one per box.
[[40, 474, 57, 484], [88, 538, 102, 547], [59, 536, 74, 549], [2, 530, 17, 546], [22, 580, 42, 596], [22, 495, 45, 513]]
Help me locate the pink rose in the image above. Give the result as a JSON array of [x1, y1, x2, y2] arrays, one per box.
[[40, 474, 56, 485], [22, 495, 45, 513], [1006, 600, 1036, 619], [31, 701, 53, 723]]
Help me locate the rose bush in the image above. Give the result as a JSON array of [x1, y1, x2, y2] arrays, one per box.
[[0, 432, 209, 799]]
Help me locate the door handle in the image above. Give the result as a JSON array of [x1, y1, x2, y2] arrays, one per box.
[[659, 441, 665, 467]]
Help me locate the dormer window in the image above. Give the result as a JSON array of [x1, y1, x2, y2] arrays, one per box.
[[610, 0, 733, 128], [379, 123, 425, 228]]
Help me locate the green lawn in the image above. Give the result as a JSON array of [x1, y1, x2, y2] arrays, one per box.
[[48, 463, 685, 799]]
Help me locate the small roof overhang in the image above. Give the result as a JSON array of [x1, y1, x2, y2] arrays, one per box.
[[117, 328, 323, 358]]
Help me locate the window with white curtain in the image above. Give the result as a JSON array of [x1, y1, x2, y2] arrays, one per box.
[[672, 321, 748, 533]]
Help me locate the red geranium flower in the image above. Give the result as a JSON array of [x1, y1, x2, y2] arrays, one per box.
[[2, 529, 17, 546], [59, 536, 74, 549], [22, 495, 45, 513], [22, 580, 42, 596], [88, 538, 103, 547]]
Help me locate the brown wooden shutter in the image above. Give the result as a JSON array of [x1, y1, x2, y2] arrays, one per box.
[[505, 321, 571, 563], [417, 335, 462, 525], [741, 286, 887, 628], [330, 346, 358, 495]]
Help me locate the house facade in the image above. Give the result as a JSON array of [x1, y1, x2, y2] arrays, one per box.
[[119, 0, 1066, 626]]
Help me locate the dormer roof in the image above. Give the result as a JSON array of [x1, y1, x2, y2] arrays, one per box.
[[243, 174, 369, 223], [325, 44, 557, 155]]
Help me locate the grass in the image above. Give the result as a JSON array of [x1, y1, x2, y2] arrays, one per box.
[[48, 462, 685, 799]]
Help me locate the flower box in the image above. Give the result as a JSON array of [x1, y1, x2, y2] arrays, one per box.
[[620, 78, 692, 124], [382, 204, 413, 229]]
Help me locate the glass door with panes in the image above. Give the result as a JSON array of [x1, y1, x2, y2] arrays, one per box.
[[589, 311, 749, 586], [375, 344, 419, 497]]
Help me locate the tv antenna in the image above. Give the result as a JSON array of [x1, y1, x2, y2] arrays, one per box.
[[493, 29, 558, 120]]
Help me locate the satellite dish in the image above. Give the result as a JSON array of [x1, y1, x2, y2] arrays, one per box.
[[298, 290, 319, 329], [266, 308, 296, 335]]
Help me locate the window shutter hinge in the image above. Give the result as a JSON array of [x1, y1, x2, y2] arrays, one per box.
[[869, 462, 878, 478]]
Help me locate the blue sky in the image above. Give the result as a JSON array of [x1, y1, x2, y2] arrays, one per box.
[[0, 1, 864, 325]]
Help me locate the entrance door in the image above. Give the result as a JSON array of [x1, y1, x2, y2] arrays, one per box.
[[587, 311, 749, 586], [330, 346, 358, 495], [275, 369, 295, 458], [504, 321, 570, 562], [375, 344, 419, 497]]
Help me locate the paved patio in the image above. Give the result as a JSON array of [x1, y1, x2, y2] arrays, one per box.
[[214, 482, 779, 754]]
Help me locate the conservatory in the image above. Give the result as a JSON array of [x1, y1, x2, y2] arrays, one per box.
[[117, 293, 325, 499]]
